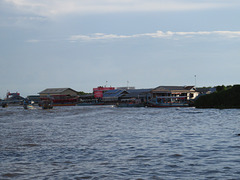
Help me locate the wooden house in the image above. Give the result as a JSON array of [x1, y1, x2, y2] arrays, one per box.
[[151, 86, 199, 100], [39, 88, 78, 97]]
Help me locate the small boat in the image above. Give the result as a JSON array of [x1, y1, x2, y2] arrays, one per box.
[[147, 96, 189, 107], [23, 104, 35, 109], [41, 100, 53, 109], [23, 99, 36, 109], [1, 102, 8, 108]]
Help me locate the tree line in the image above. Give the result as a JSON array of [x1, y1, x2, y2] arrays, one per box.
[[194, 85, 240, 108]]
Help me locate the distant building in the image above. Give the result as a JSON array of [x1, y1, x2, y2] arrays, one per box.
[[120, 89, 152, 102], [102, 89, 128, 102], [38, 88, 78, 106], [102, 88, 152, 103], [39, 88, 78, 97], [3, 92, 25, 105], [93, 86, 115, 98], [151, 86, 199, 100], [5, 92, 23, 100]]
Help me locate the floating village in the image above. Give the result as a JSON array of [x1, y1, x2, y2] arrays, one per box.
[[0, 85, 217, 109]]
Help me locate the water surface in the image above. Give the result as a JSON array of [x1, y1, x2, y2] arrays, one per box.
[[1, 106, 240, 179]]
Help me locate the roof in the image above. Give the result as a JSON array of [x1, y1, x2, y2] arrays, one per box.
[[103, 89, 127, 98], [103, 88, 152, 99], [39, 88, 77, 94], [126, 89, 152, 93], [7, 95, 25, 100], [152, 86, 195, 92]]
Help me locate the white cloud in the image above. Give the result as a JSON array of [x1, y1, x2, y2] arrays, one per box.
[[68, 31, 240, 41], [4, 0, 240, 17], [69, 33, 132, 41], [212, 31, 240, 38], [26, 30, 240, 43]]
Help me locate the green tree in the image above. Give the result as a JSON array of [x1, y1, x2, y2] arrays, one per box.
[[195, 84, 240, 108]]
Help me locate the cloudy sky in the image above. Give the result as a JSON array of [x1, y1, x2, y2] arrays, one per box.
[[0, 0, 240, 97]]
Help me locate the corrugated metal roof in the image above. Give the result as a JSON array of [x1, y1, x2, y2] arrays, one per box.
[[122, 89, 152, 98], [39, 88, 77, 94], [152, 86, 195, 92], [126, 89, 152, 93], [102, 89, 152, 99], [103, 89, 127, 98]]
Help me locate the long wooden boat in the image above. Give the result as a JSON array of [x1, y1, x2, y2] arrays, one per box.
[[116, 102, 145, 107], [147, 96, 189, 107], [77, 102, 105, 106]]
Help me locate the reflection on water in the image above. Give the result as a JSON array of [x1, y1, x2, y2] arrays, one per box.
[[1, 106, 240, 179]]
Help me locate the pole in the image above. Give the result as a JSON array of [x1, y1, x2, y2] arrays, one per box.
[[194, 75, 197, 87]]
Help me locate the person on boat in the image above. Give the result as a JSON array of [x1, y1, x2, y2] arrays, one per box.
[[23, 99, 29, 109]]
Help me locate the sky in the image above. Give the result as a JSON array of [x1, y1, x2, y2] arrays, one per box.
[[0, 0, 240, 98]]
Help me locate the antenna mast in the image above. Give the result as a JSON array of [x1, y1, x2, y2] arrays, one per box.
[[194, 75, 197, 87]]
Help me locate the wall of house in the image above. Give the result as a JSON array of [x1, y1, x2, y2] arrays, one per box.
[[188, 92, 200, 100], [93, 87, 115, 98], [151, 91, 199, 100]]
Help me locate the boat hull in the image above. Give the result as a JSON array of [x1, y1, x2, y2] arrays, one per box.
[[77, 103, 104, 106], [147, 102, 189, 108], [53, 103, 77, 106], [116, 103, 145, 107]]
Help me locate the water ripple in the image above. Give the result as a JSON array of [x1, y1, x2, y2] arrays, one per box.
[[1, 106, 240, 179]]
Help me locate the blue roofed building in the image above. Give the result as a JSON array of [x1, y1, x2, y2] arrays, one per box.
[[102, 89, 128, 103], [102, 88, 152, 104], [120, 89, 152, 102]]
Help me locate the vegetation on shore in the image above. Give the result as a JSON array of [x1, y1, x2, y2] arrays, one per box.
[[194, 85, 240, 108], [77, 91, 92, 95]]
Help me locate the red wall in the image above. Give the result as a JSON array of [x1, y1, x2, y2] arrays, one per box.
[[93, 87, 115, 98]]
